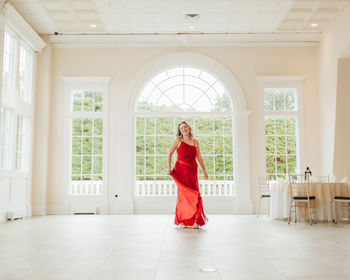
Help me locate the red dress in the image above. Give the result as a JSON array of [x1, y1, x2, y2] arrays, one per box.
[[170, 141, 207, 226]]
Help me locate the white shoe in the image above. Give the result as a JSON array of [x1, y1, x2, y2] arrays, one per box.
[[192, 223, 200, 229], [177, 222, 186, 228]]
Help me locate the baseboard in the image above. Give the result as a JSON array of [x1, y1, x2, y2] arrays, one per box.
[[32, 206, 47, 216]]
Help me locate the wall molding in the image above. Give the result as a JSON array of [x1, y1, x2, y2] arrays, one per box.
[[3, 4, 46, 52], [49, 33, 321, 48]]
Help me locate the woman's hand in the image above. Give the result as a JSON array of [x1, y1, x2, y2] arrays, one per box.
[[167, 167, 172, 175], [204, 172, 208, 180]]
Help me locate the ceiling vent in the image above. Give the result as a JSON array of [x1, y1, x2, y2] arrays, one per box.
[[185, 14, 200, 19]]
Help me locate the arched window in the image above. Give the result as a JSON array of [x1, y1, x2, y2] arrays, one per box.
[[135, 66, 235, 196]]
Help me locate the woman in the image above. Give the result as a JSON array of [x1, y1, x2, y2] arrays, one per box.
[[167, 121, 208, 229]]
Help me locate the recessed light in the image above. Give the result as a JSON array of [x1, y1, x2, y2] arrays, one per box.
[[188, 25, 195, 30], [310, 23, 318, 27], [90, 24, 97, 28]]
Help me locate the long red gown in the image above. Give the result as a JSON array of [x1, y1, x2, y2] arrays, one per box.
[[170, 141, 207, 226]]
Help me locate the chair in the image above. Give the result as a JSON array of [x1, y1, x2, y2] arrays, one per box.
[[257, 176, 271, 217], [333, 196, 350, 223], [288, 174, 317, 225]]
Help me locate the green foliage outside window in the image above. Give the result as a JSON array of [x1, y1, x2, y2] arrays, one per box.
[[71, 90, 104, 181], [136, 116, 234, 181]]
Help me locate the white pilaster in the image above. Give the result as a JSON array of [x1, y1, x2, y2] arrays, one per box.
[[234, 110, 253, 213]]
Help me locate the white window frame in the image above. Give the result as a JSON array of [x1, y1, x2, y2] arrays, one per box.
[[256, 76, 305, 178], [63, 77, 110, 205], [0, 26, 34, 175], [134, 66, 236, 197]]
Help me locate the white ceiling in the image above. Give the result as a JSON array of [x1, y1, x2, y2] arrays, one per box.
[[10, 0, 350, 36]]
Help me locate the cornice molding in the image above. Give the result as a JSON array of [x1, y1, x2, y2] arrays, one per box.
[[49, 33, 321, 48], [3, 4, 46, 52], [255, 76, 305, 82], [62, 77, 112, 83]]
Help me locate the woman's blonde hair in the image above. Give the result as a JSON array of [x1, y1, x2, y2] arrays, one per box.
[[176, 121, 194, 139]]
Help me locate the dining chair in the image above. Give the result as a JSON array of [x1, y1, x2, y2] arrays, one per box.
[[257, 176, 271, 217], [288, 174, 317, 225], [333, 196, 350, 223]]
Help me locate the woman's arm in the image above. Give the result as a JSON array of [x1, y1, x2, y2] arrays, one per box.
[[195, 139, 208, 180], [167, 137, 181, 175]]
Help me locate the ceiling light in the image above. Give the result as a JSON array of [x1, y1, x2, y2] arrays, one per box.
[[90, 24, 97, 28], [188, 25, 195, 30], [310, 23, 318, 27]]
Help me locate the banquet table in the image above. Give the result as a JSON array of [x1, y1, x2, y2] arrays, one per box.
[[269, 180, 350, 221]]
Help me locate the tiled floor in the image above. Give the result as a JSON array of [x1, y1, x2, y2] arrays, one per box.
[[0, 214, 350, 280]]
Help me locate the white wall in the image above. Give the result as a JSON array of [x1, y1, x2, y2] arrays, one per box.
[[318, 4, 350, 177], [33, 44, 320, 214]]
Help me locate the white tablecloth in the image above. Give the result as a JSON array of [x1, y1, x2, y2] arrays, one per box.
[[269, 181, 350, 221]]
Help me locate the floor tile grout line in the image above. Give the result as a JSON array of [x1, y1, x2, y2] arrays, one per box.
[[154, 217, 168, 280], [199, 229, 223, 280]]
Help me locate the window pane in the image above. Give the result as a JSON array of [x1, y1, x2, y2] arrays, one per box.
[[72, 137, 81, 155], [215, 156, 224, 174], [72, 156, 81, 175], [136, 156, 145, 175], [137, 67, 232, 113], [223, 116, 232, 134], [136, 117, 145, 135], [198, 136, 213, 154], [274, 91, 285, 111], [156, 136, 171, 154], [287, 155, 297, 173], [93, 156, 102, 174], [265, 118, 274, 135], [145, 117, 154, 135], [156, 117, 173, 135], [266, 155, 276, 174], [93, 137, 103, 155], [275, 119, 285, 135], [73, 91, 82, 112], [275, 136, 286, 154], [203, 155, 214, 175], [264, 90, 274, 111], [94, 92, 103, 112], [83, 91, 94, 112], [145, 156, 154, 175], [224, 136, 233, 154], [136, 136, 145, 155], [94, 119, 103, 135], [286, 118, 296, 135], [72, 119, 81, 136], [265, 136, 275, 154], [83, 137, 92, 155], [82, 156, 92, 174], [265, 116, 298, 177], [264, 88, 297, 112], [224, 156, 233, 174], [286, 136, 296, 154], [156, 156, 167, 175], [276, 155, 286, 174], [214, 136, 223, 154], [83, 119, 92, 136], [145, 136, 154, 154], [196, 117, 212, 135]]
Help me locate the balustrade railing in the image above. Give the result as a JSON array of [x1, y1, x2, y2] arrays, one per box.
[[70, 181, 103, 195], [135, 180, 235, 196]]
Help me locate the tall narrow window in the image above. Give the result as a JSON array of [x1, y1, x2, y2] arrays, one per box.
[[264, 88, 298, 178], [2, 31, 17, 99], [135, 66, 235, 196], [18, 43, 33, 103], [15, 115, 30, 171], [0, 107, 14, 169], [0, 27, 34, 174], [70, 90, 105, 195]]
